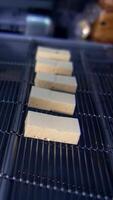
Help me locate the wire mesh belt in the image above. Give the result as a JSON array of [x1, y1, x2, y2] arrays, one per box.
[[0, 43, 113, 200]]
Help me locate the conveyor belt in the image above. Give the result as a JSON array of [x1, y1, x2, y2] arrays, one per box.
[[0, 37, 113, 200]]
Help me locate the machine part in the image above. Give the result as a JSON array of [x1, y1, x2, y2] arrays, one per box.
[[75, 20, 91, 39], [25, 15, 53, 36]]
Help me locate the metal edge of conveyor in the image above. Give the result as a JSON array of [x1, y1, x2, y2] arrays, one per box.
[[0, 33, 113, 49]]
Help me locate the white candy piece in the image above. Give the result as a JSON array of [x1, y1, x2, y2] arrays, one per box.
[[35, 72, 77, 94], [25, 111, 81, 145], [29, 86, 76, 115], [36, 46, 71, 61], [35, 57, 73, 76]]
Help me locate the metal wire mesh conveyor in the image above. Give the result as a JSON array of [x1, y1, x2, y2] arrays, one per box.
[[0, 37, 113, 200]]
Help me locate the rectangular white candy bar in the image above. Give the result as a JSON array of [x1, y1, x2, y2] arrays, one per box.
[[35, 57, 73, 76], [36, 46, 71, 61], [29, 86, 75, 115], [25, 111, 81, 144], [35, 72, 77, 94]]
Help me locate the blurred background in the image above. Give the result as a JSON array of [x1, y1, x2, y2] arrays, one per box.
[[0, 0, 113, 43]]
